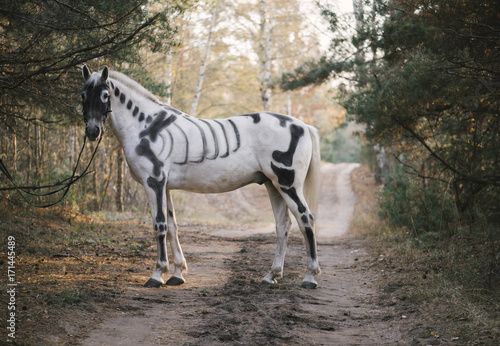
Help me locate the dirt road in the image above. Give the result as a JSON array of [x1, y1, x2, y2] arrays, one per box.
[[81, 163, 403, 345]]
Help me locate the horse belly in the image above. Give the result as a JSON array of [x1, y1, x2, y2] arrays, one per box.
[[167, 162, 267, 193]]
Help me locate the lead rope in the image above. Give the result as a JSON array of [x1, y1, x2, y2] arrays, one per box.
[[0, 134, 103, 208]]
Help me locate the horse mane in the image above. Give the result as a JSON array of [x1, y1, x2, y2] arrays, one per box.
[[108, 70, 162, 105]]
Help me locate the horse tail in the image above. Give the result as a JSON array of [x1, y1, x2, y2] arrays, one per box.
[[304, 126, 321, 218]]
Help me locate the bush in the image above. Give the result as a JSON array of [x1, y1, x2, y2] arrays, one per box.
[[378, 165, 457, 237], [379, 163, 500, 289]]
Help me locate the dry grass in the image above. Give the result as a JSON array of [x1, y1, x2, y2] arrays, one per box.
[[349, 165, 386, 236], [348, 166, 500, 345]]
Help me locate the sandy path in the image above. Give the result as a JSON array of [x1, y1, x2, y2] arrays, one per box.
[[81, 163, 403, 345], [316, 162, 360, 241]]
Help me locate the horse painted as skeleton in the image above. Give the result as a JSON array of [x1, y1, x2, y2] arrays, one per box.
[[81, 65, 321, 288]]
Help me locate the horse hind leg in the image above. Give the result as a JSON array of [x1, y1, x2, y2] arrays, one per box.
[[262, 181, 291, 284], [278, 183, 321, 289]]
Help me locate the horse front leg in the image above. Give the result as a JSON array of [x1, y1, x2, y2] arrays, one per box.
[[143, 175, 169, 288], [164, 189, 187, 286]]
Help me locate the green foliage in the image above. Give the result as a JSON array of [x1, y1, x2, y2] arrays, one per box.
[[46, 289, 86, 306], [0, 0, 185, 131], [320, 122, 362, 163], [379, 165, 457, 236]]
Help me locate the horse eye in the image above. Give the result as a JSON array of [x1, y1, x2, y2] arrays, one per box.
[[81, 91, 87, 101], [100, 90, 110, 103]]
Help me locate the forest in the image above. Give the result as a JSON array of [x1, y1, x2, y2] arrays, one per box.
[[1, 0, 499, 325]]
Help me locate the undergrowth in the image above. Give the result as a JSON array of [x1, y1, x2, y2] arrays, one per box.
[[349, 166, 500, 345]]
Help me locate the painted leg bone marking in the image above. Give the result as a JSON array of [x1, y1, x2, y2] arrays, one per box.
[[304, 227, 316, 260], [136, 138, 164, 177], [158, 234, 167, 263], [147, 175, 166, 230], [280, 186, 306, 214], [270, 162, 295, 187], [272, 124, 304, 167], [144, 175, 167, 288]]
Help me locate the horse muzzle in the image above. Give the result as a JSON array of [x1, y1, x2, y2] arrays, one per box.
[[85, 123, 101, 141]]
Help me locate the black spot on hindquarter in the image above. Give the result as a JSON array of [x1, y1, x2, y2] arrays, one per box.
[[268, 112, 293, 127], [272, 124, 304, 167], [270, 162, 295, 187], [305, 226, 316, 260], [136, 138, 164, 177], [280, 186, 306, 214], [241, 113, 261, 123], [147, 175, 166, 225], [140, 111, 177, 142]]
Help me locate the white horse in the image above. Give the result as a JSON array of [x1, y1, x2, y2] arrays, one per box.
[[81, 65, 321, 288]]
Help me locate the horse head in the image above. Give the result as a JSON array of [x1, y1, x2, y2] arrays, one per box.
[[81, 65, 111, 141]]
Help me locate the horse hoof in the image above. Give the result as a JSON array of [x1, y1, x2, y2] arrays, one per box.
[[165, 276, 185, 286], [261, 278, 278, 285], [144, 278, 163, 288], [301, 281, 317, 289]]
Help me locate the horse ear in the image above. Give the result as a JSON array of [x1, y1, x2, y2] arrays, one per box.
[[101, 66, 109, 81], [82, 64, 91, 81]]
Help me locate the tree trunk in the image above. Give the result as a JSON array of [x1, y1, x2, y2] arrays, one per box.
[[190, 3, 218, 116], [116, 148, 124, 212], [259, 0, 273, 111], [286, 92, 292, 115], [164, 46, 173, 105], [13, 119, 17, 172]]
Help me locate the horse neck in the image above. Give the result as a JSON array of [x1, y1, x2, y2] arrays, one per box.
[[107, 78, 161, 145]]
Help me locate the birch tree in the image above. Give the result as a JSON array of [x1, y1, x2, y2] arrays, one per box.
[[190, 2, 219, 116], [258, 0, 273, 111]]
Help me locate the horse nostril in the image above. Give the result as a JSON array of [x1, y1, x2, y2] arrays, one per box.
[[85, 125, 100, 141]]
